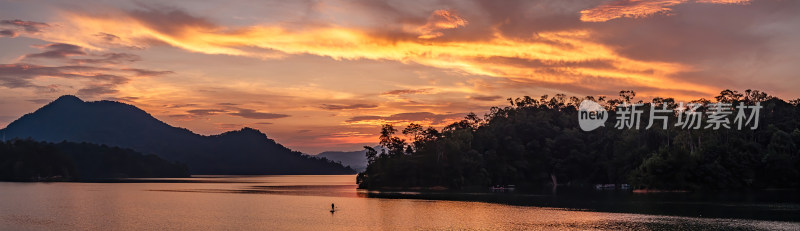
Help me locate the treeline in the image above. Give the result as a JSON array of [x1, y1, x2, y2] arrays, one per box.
[[357, 89, 800, 191], [0, 139, 189, 181]]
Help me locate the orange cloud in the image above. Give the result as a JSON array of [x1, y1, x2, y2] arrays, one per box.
[[580, 0, 687, 22], [321, 131, 376, 144], [581, 0, 751, 22], [417, 9, 468, 39], [30, 8, 716, 100], [696, 0, 751, 4], [345, 112, 465, 127]]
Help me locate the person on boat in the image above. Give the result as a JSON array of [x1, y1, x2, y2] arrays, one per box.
[[331, 203, 335, 211]]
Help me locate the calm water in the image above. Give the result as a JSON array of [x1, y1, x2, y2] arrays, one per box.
[[0, 175, 798, 230]]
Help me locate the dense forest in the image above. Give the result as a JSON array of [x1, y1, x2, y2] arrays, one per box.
[[357, 89, 800, 191], [0, 139, 189, 181]]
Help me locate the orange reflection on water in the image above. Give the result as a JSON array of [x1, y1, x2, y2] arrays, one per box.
[[0, 175, 795, 230]]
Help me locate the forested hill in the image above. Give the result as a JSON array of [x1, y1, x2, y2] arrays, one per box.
[[0, 139, 189, 181], [357, 89, 800, 191], [0, 95, 355, 175]]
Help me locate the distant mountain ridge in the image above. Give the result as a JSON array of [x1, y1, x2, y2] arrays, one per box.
[[315, 148, 373, 172], [0, 95, 355, 175]]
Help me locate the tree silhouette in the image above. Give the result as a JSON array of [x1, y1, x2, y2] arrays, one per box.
[[357, 89, 800, 191]]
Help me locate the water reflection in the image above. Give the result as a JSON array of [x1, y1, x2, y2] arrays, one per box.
[[0, 175, 798, 230], [151, 185, 360, 198]]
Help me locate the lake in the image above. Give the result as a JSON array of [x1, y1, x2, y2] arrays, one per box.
[[0, 175, 798, 230]]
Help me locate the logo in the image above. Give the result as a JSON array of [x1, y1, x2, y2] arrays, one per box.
[[575, 100, 762, 131], [578, 100, 607, 131]]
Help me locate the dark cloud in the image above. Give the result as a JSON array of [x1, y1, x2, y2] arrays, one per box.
[[187, 109, 227, 116], [568, 0, 800, 96], [0, 64, 35, 88], [166, 103, 199, 108], [122, 68, 173, 76], [0, 63, 172, 97], [83, 73, 128, 85], [0, 19, 49, 33], [218, 102, 239, 106], [468, 0, 593, 39], [417, 9, 468, 39], [216, 123, 243, 130], [228, 109, 290, 119], [382, 88, 432, 95], [341, 0, 591, 41], [126, 6, 217, 36], [347, 115, 382, 122], [24, 43, 86, 59], [587, 1, 797, 64], [1, 40, 172, 97], [77, 84, 119, 96], [72, 53, 142, 64], [21, 43, 145, 66], [346, 112, 464, 125], [92, 32, 146, 50], [344, 0, 592, 42], [166, 108, 227, 120], [95, 32, 121, 42], [104, 96, 139, 102], [168, 114, 193, 119], [0, 64, 116, 89], [320, 103, 378, 110], [469, 95, 503, 101], [0, 29, 16, 37]]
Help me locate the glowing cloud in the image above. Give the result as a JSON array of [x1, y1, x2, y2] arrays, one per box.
[[696, 0, 751, 4], [28, 8, 714, 98], [580, 0, 751, 22], [580, 0, 687, 22], [417, 9, 468, 39]]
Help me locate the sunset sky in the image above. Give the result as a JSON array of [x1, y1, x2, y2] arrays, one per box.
[[1, 0, 798, 153]]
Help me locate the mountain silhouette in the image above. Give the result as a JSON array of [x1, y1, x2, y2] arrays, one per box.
[[0, 95, 355, 175], [315, 147, 375, 172]]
